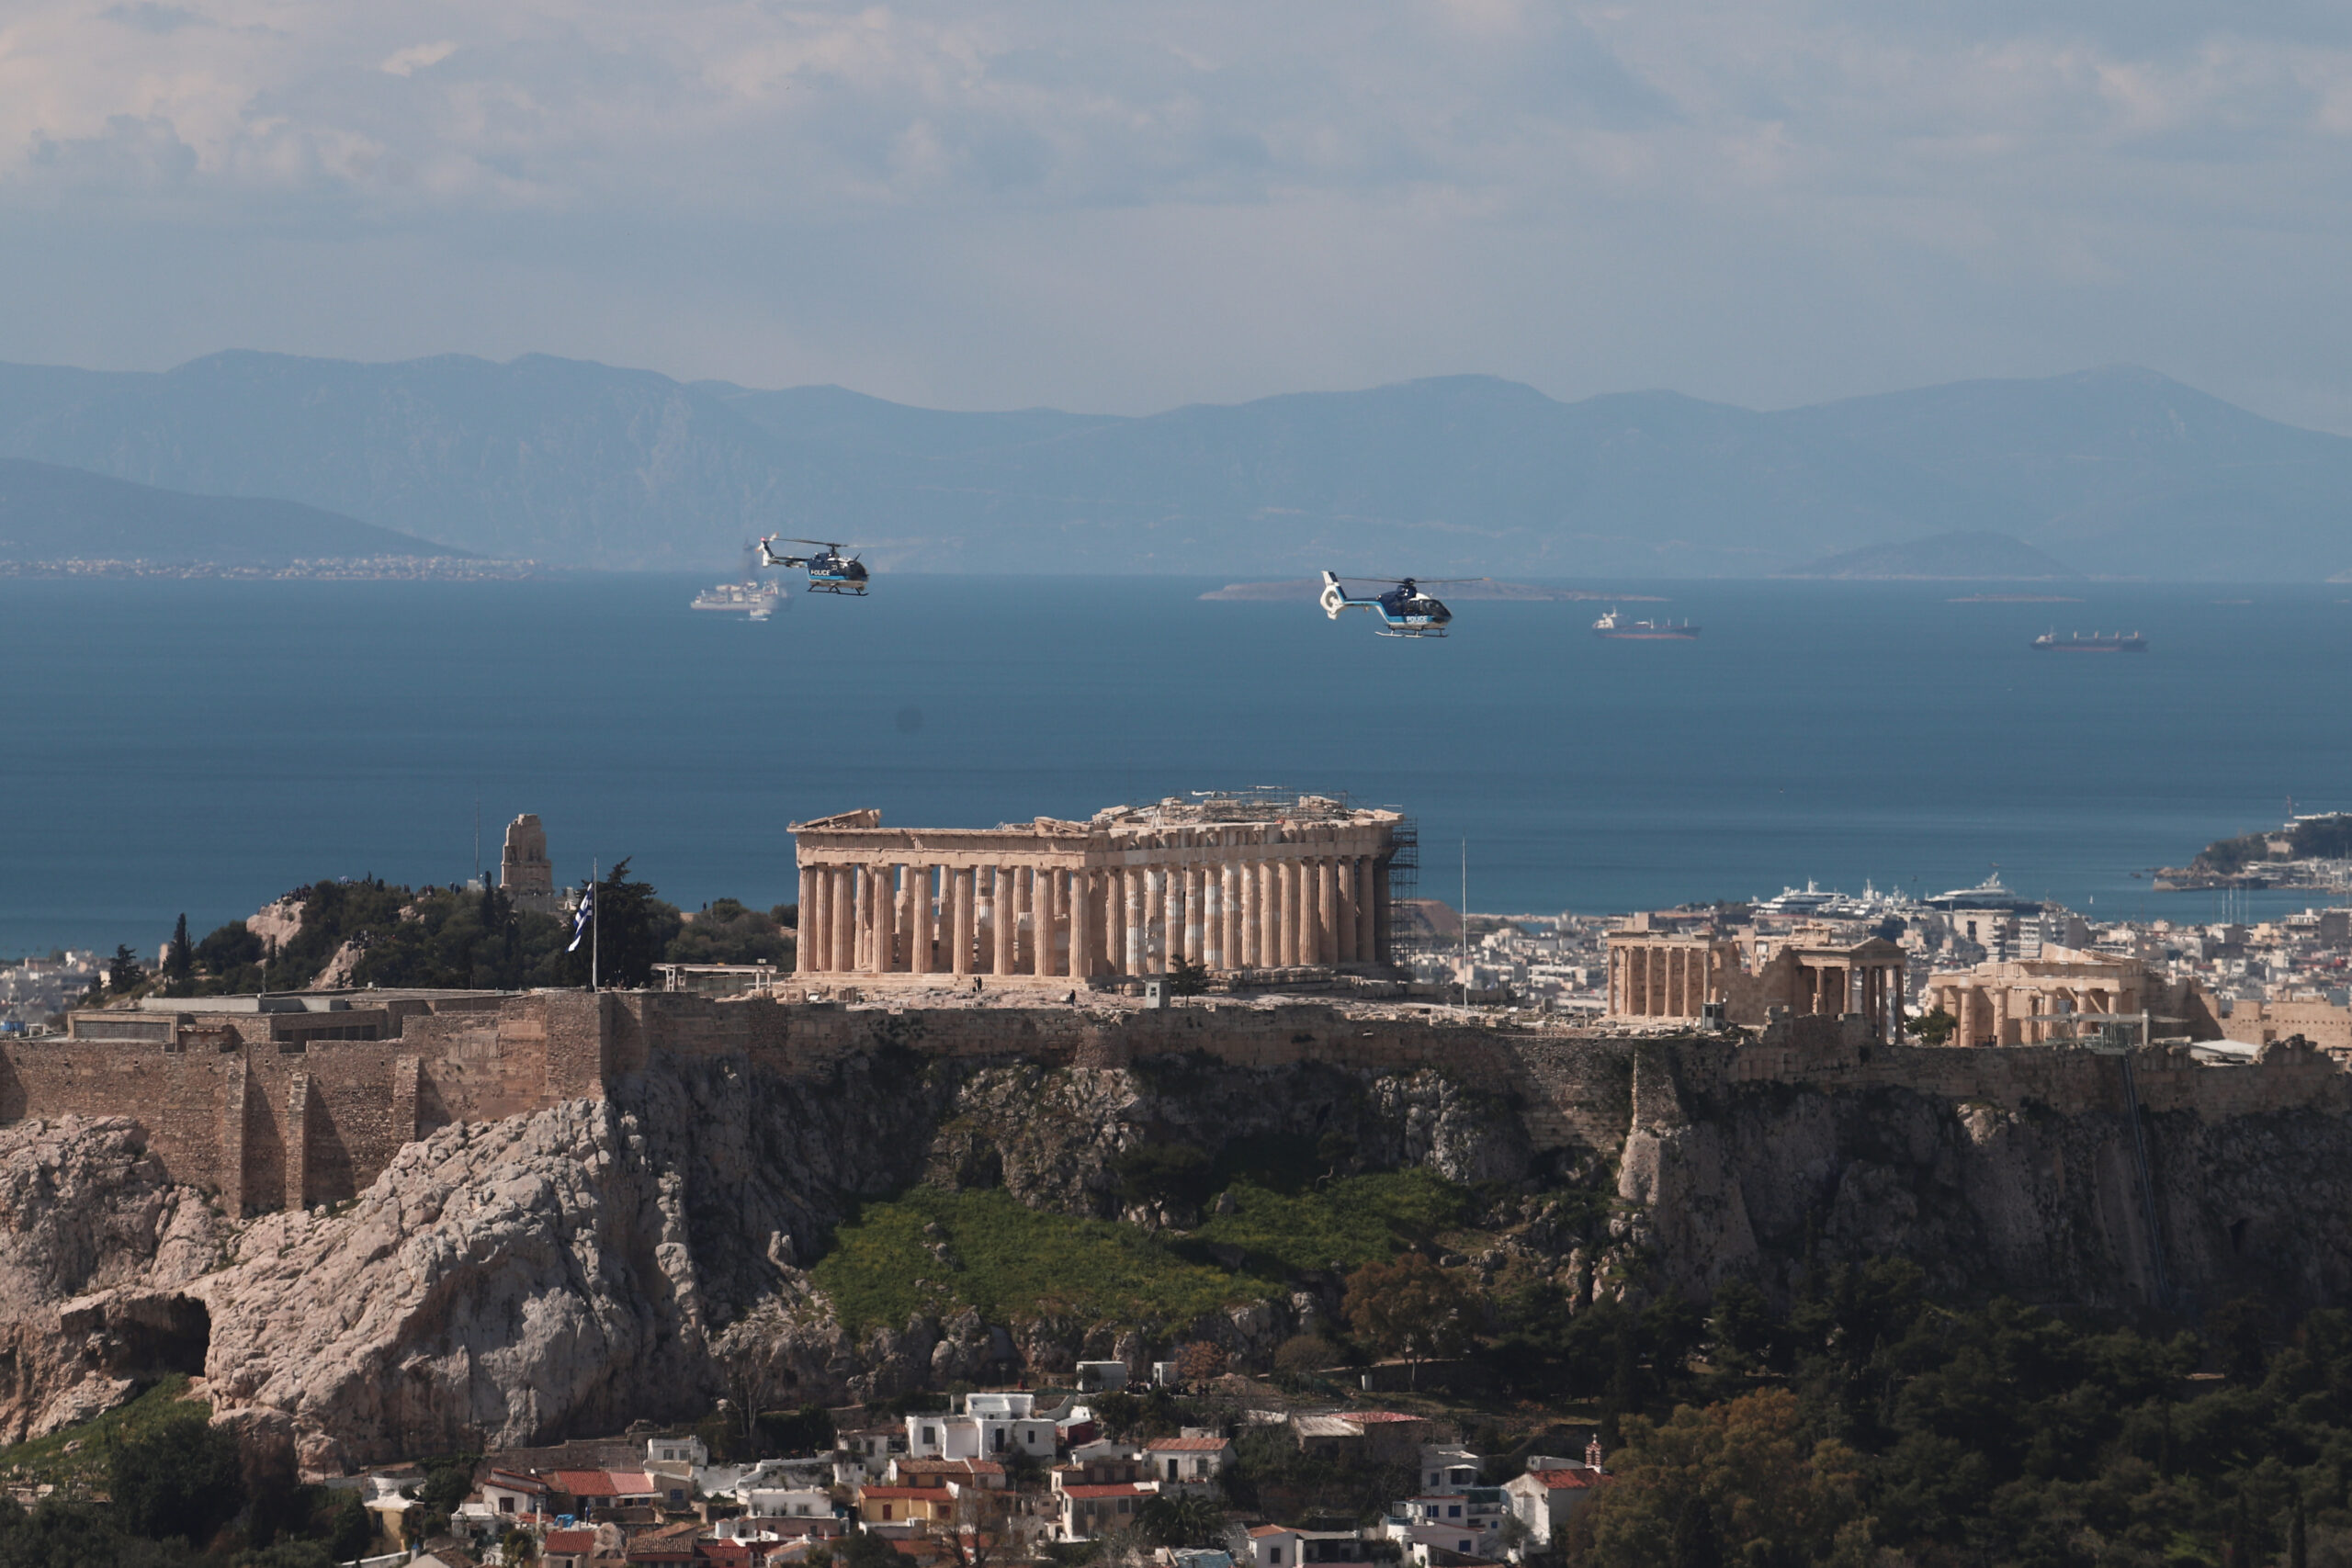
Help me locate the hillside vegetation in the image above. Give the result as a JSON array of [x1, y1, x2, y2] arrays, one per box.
[[97, 870, 793, 1001], [814, 1168, 1480, 1334]]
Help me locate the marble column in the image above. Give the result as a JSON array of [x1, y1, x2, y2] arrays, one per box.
[[1204, 867, 1224, 970], [1183, 867, 1204, 965], [797, 867, 819, 974], [1242, 863, 1263, 968], [1241, 860, 1261, 968], [1068, 870, 1092, 979], [1336, 860, 1357, 964], [950, 868, 974, 976], [1037, 866, 1055, 977], [891, 867, 912, 972], [1266, 860, 1288, 967], [1317, 858, 1337, 967], [1355, 857, 1374, 964], [1303, 859, 1322, 966], [853, 868, 872, 973], [902, 866, 924, 974], [1120, 869, 1142, 977], [866, 865, 889, 973], [1013, 866, 1035, 975], [1232, 864, 1250, 964], [992, 866, 1014, 976], [831, 868, 856, 977], [976, 869, 997, 975], [805, 866, 831, 972], [1141, 867, 1163, 974]]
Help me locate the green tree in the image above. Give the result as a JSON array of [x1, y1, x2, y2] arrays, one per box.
[[107, 943, 147, 996], [1113, 1142, 1212, 1209], [1344, 1253, 1476, 1388], [163, 915, 192, 995], [665, 898, 794, 968], [559, 859, 682, 989], [1577, 1389, 1865, 1568], [231, 1543, 337, 1568], [108, 1409, 245, 1547], [1909, 1007, 1957, 1045], [0, 1499, 199, 1567], [194, 922, 263, 988], [1136, 1492, 1227, 1548]]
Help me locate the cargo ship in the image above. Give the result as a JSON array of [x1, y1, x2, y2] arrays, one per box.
[[2031, 630, 2145, 653], [1593, 609, 1699, 640]]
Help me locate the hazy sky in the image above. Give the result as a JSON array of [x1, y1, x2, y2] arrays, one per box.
[[3, 0, 2349, 428]]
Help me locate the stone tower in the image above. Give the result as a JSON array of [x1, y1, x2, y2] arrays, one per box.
[[500, 815, 560, 913]]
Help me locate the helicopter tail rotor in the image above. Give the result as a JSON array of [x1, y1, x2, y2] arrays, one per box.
[[1318, 570, 1349, 619]]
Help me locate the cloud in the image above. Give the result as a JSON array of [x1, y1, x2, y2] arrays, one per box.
[[380, 40, 457, 78], [97, 3, 207, 35], [0, 0, 2347, 430]]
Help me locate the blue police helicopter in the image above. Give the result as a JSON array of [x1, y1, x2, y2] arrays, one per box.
[[1318, 571, 1481, 638], [758, 536, 870, 595]]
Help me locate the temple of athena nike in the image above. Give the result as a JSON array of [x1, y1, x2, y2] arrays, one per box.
[[791, 794, 1404, 982]]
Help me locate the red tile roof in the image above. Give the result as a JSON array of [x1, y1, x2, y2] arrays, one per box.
[[1344, 1412, 1421, 1424], [1249, 1526, 1298, 1538], [486, 1468, 549, 1492], [861, 1487, 954, 1502], [546, 1530, 597, 1552], [1525, 1469, 1605, 1491], [1062, 1483, 1151, 1498], [1145, 1438, 1230, 1451], [555, 1469, 658, 1497]]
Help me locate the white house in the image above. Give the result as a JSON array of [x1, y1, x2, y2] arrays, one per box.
[[479, 1468, 549, 1519], [1250, 1527, 1395, 1568], [744, 1485, 835, 1518], [1383, 1492, 1509, 1561], [647, 1435, 709, 1469], [1502, 1470, 1607, 1547], [1076, 1360, 1130, 1392], [1056, 1481, 1157, 1540], [906, 1393, 1059, 1462], [1419, 1445, 1485, 1494], [1143, 1436, 1233, 1494]]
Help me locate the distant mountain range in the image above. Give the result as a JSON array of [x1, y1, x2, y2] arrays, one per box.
[[1784, 530, 2082, 581], [0, 459, 466, 565], [0, 354, 2346, 578]]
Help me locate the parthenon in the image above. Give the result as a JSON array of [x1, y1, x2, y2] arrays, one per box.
[[791, 795, 1403, 981]]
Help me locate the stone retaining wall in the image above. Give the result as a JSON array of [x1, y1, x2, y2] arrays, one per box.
[[14, 993, 2344, 1213]]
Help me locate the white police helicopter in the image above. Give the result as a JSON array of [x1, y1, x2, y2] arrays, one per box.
[[1318, 571, 1482, 638], [758, 536, 870, 595]]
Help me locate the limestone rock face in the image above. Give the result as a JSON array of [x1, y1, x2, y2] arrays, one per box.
[[0, 1117, 226, 1441], [8, 1038, 2352, 1472], [199, 1049, 944, 1469]]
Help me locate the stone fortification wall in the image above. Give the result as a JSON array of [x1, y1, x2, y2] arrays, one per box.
[[1707, 1012, 2351, 1122], [11, 992, 2348, 1219]]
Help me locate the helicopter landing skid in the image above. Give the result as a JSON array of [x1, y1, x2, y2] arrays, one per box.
[[806, 583, 868, 595], [1375, 626, 1446, 638]]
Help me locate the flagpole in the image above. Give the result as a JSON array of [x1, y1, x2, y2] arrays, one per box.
[[592, 858, 600, 992]]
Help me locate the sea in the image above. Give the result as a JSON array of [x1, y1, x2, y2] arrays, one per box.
[[4, 573, 2348, 957]]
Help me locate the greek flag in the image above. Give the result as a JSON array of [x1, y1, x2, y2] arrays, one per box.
[[568, 881, 595, 953]]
